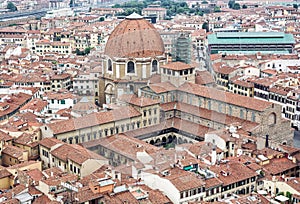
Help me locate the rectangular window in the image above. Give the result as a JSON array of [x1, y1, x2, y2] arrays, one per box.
[[240, 109, 244, 119], [251, 112, 256, 122]]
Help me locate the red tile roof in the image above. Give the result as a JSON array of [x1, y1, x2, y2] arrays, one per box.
[[48, 106, 141, 135], [178, 82, 272, 111], [161, 61, 194, 71], [119, 94, 160, 107]]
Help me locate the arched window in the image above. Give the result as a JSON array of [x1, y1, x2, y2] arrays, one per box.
[[268, 113, 276, 125], [107, 59, 112, 71], [152, 60, 158, 72], [127, 61, 135, 74]]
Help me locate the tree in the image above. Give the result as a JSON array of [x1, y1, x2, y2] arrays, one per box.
[[7, 2, 17, 12], [233, 3, 240, 10], [214, 6, 221, 12], [286, 192, 292, 201], [99, 17, 105, 22], [228, 0, 235, 9], [189, 8, 196, 14], [293, 4, 298, 9], [84, 47, 92, 55], [75, 48, 83, 55], [242, 4, 247, 9], [177, 7, 185, 13], [69, 0, 74, 7], [202, 22, 209, 32]]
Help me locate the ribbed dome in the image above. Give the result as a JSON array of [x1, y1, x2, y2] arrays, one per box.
[[104, 13, 165, 58]]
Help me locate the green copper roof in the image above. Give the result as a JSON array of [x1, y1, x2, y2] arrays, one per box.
[[208, 32, 295, 45], [222, 50, 290, 54]]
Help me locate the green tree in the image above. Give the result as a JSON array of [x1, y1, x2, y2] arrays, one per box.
[[233, 3, 240, 10], [214, 6, 221, 12], [179, 2, 187, 7], [228, 0, 235, 8], [202, 22, 209, 32], [84, 47, 92, 55], [177, 7, 185, 13], [113, 3, 121, 8], [293, 4, 298, 9], [242, 4, 247, 9], [99, 17, 105, 21], [75, 48, 84, 55], [276, 192, 284, 196], [189, 8, 196, 14], [7, 2, 17, 12], [196, 10, 203, 16], [286, 192, 292, 201], [69, 0, 74, 7]]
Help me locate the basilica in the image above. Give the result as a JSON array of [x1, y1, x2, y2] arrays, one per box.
[[99, 13, 167, 105]]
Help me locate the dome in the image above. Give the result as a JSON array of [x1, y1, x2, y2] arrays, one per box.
[[104, 13, 165, 58]]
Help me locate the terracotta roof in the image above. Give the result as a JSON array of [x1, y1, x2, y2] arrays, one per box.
[[213, 63, 236, 74], [119, 94, 160, 107], [1, 198, 19, 204], [161, 102, 259, 132], [82, 134, 159, 161], [0, 168, 12, 179], [165, 167, 205, 192], [138, 184, 171, 204], [103, 191, 138, 204], [25, 168, 44, 183], [0, 130, 13, 142], [50, 73, 71, 80], [210, 161, 257, 186], [28, 185, 42, 195], [161, 61, 194, 71], [2, 145, 26, 159], [195, 70, 215, 85], [45, 92, 77, 100], [104, 15, 165, 58], [149, 81, 176, 93], [20, 98, 48, 113], [48, 106, 141, 135], [205, 177, 223, 189], [42, 174, 78, 187], [51, 143, 106, 164], [39, 138, 63, 149], [178, 82, 272, 112], [32, 195, 52, 204], [263, 157, 297, 175], [65, 186, 103, 203]]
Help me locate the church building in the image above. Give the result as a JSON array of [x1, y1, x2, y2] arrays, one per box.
[[100, 13, 167, 105]]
